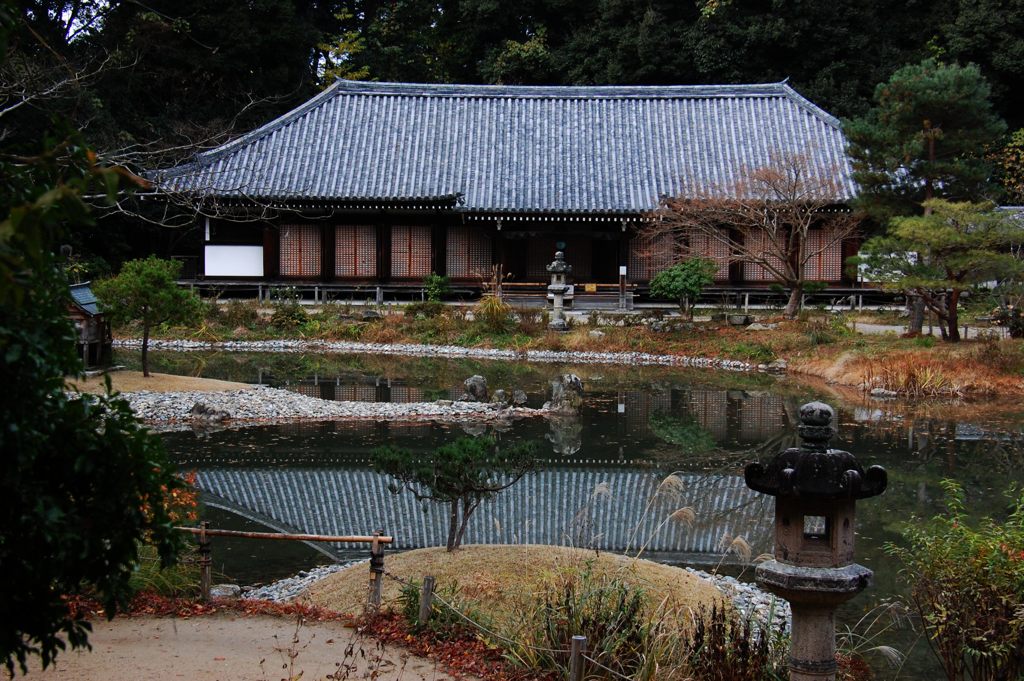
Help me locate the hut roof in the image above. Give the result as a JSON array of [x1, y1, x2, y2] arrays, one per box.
[[69, 282, 101, 316]]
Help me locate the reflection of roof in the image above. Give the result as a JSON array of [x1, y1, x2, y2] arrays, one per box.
[[69, 282, 101, 316], [157, 80, 855, 212], [195, 468, 774, 557]]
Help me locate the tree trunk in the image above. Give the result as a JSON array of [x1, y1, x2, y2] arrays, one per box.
[[945, 290, 961, 342], [141, 323, 150, 377], [446, 500, 459, 552], [907, 296, 925, 336], [452, 498, 479, 552], [783, 284, 803, 319]]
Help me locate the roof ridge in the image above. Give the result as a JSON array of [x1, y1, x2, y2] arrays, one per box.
[[330, 79, 790, 99]]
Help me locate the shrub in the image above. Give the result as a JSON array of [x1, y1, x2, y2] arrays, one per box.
[[423, 273, 450, 302], [683, 604, 788, 681], [886, 480, 1024, 681], [269, 287, 308, 329], [649, 259, 718, 318], [474, 295, 514, 334], [509, 561, 652, 678], [405, 301, 446, 318], [222, 299, 261, 328]]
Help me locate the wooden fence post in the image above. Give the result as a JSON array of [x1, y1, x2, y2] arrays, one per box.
[[367, 530, 384, 611], [568, 635, 587, 681], [198, 521, 212, 603], [418, 576, 436, 627]]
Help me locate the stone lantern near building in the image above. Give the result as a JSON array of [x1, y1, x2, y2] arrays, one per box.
[[744, 401, 887, 681], [547, 250, 572, 332]]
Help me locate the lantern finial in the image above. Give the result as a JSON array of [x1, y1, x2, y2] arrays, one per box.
[[798, 401, 835, 452]]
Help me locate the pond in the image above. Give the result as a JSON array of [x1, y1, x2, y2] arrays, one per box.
[[133, 349, 1024, 679]]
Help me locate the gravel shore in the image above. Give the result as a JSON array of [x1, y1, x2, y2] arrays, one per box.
[[120, 384, 543, 428], [114, 338, 757, 371]]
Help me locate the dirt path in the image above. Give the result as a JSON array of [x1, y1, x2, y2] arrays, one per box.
[[22, 614, 463, 681], [70, 370, 249, 394]]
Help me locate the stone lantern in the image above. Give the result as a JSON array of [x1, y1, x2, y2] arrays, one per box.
[[547, 250, 572, 332], [744, 401, 887, 681]]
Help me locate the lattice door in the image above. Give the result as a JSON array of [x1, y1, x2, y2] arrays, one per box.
[[279, 225, 321, 277], [688, 229, 731, 282], [446, 226, 492, 279], [627, 234, 675, 282], [335, 225, 377, 278], [742, 230, 786, 282], [801, 228, 843, 282], [391, 225, 432, 278]]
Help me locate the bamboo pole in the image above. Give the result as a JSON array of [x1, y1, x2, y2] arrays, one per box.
[[175, 527, 393, 544]]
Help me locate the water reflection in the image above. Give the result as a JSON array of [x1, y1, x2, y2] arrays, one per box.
[[195, 466, 773, 563], [150, 350, 1024, 680]]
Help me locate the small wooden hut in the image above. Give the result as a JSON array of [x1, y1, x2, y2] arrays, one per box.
[[69, 282, 112, 367]]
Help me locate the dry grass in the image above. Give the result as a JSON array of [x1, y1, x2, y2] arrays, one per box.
[[69, 370, 249, 394], [305, 545, 722, 628], [791, 343, 1024, 397]]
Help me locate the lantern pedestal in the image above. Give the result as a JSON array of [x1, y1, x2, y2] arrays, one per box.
[[756, 561, 873, 681]]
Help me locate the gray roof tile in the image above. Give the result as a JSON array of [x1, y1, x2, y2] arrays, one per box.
[[158, 80, 855, 213]]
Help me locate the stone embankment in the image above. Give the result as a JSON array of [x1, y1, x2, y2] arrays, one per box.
[[113, 338, 761, 372], [122, 385, 542, 428]]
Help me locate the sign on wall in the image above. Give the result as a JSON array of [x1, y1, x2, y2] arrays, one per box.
[[204, 245, 264, 276]]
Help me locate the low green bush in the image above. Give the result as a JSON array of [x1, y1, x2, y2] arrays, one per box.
[[886, 480, 1024, 681]]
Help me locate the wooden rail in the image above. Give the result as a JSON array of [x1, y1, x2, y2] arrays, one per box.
[[174, 526, 392, 543], [176, 523, 389, 606]]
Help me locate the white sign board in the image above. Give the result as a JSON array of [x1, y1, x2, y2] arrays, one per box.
[[204, 245, 264, 277]]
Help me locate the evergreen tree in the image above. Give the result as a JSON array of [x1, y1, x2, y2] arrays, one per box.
[[855, 200, 1024, 342], [845, 59, 1007, 222]]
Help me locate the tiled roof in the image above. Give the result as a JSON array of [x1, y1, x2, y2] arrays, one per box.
[[158, 80, 855, 213], [69, 282, 100, 316], [196, 468, 774, 556]]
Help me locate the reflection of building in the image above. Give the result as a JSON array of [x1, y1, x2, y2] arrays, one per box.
[[195, 468, 774, 563], [624, 390, 674, 438], [626, 388, 788, 445]]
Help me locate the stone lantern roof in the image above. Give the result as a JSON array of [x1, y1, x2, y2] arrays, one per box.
[[744, 402, 887, 500]]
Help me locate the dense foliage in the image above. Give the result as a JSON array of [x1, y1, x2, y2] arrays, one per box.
[[374, 436, 536, 551], [0, 132, 184, 671], [886, 480, 1024, 681]]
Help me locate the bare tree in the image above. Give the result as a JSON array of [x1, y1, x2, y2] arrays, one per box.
[[643, 153, 859, 318]]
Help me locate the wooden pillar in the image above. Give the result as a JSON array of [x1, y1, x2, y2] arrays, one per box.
[[322, 224, 335, 282], [377, 220, 391, 283], [433, 222, 447, 277], [263, 225, 278, 279]]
